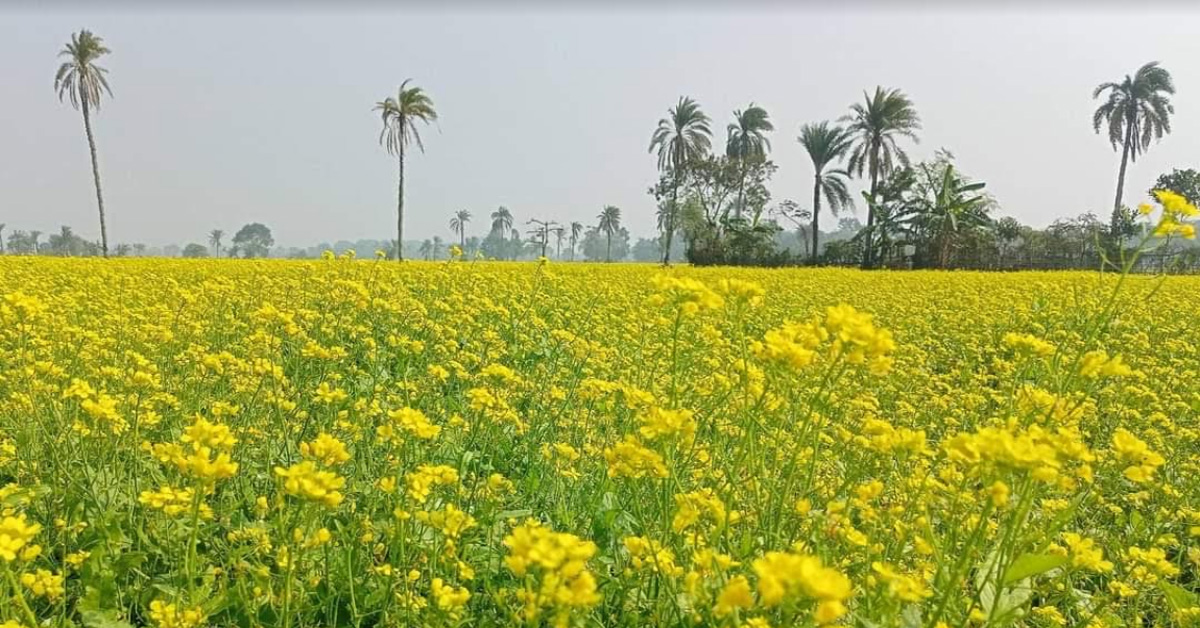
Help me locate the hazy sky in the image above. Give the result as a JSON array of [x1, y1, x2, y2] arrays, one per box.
[[3, 5, 1199, 248]]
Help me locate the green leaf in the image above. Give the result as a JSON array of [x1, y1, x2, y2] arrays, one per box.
[[1002, 553, 1068, 585], [495, 509, 532, 521], [81, 610, 134, 628], [1160, 582, 1199, 611]]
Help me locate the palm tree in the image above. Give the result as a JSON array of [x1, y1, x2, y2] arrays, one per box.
[[51, 225, 76, 256], [726, 104, 774, 219], [911, 163, 990, 268], [55, 30, 113, 257], [1093, 62, 1175, 228], [449, 210, 471, 249], [649, 97, 712, 265], [569, 221, 583, 261], [490, 206, 513, 235], [208, 229, 224, 258], [552, 227, 565, 259], [843, 87, 921, 268], [490, 206, 515, 257], [798, 121, 855, 263], [375, 79, 437, 261], [29, 231, 41, 255], [432, 236, 444, 259], [598, 206, 621, 262], [419, 239, 433, 260], [510, 229, 523, 260]]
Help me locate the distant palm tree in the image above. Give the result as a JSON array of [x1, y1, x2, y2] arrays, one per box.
[[569, 221, 583, 261], [55, 29, 113, 258], [843, 87, 921, 268], [491, 206, 514, 254], [598, 206, 621, 262], [432, 236, 444, 259], [29, 231, 42, 255], [798, 121, 855, 263], [1093, 62, 1175, 225], [650, 97, 712, 265], [419, 239, 433, 260], [375, 79, 437, 261], [51, 225, 76, 256], [552, 227, 565, 259], [510, 228, 522, 260], [208, 229, 224, 258], [449, 209, 471, 248], [726, 104, 774, 218]]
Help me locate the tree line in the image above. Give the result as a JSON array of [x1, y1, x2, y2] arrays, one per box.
[[5, 29, 1194, 269]]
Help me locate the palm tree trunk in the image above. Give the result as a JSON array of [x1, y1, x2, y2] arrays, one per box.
[[811, 173, 822, 264], [82, 99, 108, 257], [606, 233, 612, 262], [862, 145, 880, 269], [736, 158, 746, 221], [662, 173, 679, 265], [1110, 124, 1134, 240], [396, 145, 406, 261]]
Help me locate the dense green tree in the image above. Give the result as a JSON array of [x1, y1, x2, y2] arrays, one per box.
[[843, 87, 921, 268], [908, 160, 993, 268], [798, 121, 855, 262], [55, 29, 114, 257], [1093, 62, 1175, 227], [582, 225, 630, 262], [182, 243, 208, 258], [375, 79, 437, 261], [1149, 168, 1200, 206], [649, 97, 712, 265], [231, 223, 274, 258]]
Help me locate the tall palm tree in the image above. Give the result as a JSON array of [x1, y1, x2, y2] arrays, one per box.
[[598, 205, 621, 262], [490, 206, 513, 234], [375, 79, 437, 261], [798, 121, 855, 263], [843, 87, 921, 268], [1093, 62, 1175, 226], [55, 30, 113, 257], [649, 97, 712, 265], [208, 229, 224, 258], [726, 104, 774, 218], [569, 221, 583, 261], [449, 209, 471, 249]]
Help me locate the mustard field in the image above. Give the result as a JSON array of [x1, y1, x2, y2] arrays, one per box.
[[1, 257, 1198, 628]]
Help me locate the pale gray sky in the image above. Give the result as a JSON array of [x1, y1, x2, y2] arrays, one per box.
[[2, 5, 1199, 247]]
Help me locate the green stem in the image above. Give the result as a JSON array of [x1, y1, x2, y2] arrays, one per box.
[[6, 564, 41, 628]]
